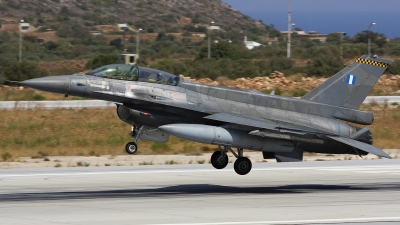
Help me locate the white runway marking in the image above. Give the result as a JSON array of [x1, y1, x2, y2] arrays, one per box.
[[147, 217, 400, 225], [320, 166, 400, 175], [1, 165, 400, 178], [149, 217, 400, 225]]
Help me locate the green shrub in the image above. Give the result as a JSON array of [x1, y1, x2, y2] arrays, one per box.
[[1, 152, 12, 161], [151, 142, 171, 152], [3, 61, 49, 81], [33, 94, 46, 100], [86, 54, 119, 69], [165, 160, 178, 165], [291, 89, 308, 97]]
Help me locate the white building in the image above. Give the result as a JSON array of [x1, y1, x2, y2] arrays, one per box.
[[243, 36, 263, 50], [20, 23, 30, 32], [118, 23, 129, 32]]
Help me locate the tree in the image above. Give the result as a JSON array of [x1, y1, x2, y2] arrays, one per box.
[[151, 59, 188, 75], [109, 38, 122, 50], [86, 54, 119, 69], [212, 41, 240, 59], [197, 42, 249, 60], [56, 22, 90, 39], [326, 33, 341, 43], [44, 41, 59, 51], [305, 55, 342, 77], [156, 32, 176, 42], [269, 57, 294, 71], [3, 61, 48, 81], [353, 31, 387, 47], [387, 60, 400, 75], [375, 34, 387, 48]]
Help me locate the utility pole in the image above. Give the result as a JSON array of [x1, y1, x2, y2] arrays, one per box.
[[19, 19, 24, 62], [337, 32, 346, 60], [208, 20, 214, 59], [368, 22, 376, 56], [287, 0, 292, 58], [136, 28, 142, 58], [340, 33, 343, 60]]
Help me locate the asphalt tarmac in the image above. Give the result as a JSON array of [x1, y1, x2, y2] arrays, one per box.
[[1, 159, 400, 225]]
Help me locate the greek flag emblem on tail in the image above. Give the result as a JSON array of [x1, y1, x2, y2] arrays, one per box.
[[346, 74, 356, 85]]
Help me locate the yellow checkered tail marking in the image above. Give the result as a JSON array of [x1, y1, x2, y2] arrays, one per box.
[[356, 58, 389, 68]]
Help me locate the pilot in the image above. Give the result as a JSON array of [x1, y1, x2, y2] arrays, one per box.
[[127, 66, 137, 81], [173, 76, 180, 85], [167, 77, 174, 85], [156, 73, 164, 84], [115, 67, 122, 78]]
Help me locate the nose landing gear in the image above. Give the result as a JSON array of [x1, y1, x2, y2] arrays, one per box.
[[125, 142, 138, 154], [125, 124, 144, 154]]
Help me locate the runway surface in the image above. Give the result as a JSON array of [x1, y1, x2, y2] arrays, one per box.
[[1, 159, 400, 225]]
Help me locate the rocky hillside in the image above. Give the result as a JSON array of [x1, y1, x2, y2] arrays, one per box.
[[0, 0, 275, 37], [182, 72, 400, 96]]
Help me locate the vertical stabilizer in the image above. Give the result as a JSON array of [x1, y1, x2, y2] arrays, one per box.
[[301, 55, 391, 109]]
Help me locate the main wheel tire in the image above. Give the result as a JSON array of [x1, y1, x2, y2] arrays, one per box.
[[211, 151, 229, 169], [234, 157, 252, 175], [125, 142, 138, 154]]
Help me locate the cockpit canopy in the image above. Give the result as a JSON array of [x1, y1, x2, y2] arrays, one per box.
[[85, 64, 181, 86]]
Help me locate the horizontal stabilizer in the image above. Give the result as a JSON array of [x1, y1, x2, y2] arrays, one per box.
[[350, 126, 370, 140], [326, 136, 391, 159]]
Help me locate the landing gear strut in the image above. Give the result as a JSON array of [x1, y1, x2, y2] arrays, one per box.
[[210, 146, 252, 175], [125, 124, 144, 154]]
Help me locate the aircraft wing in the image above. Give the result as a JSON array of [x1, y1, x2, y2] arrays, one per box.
[[326, 136, 391, 159], [205, 113, 391, 159], [204, 113, 331, 136], [204, 113, 277, 130]]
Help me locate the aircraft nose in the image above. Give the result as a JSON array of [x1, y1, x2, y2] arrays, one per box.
[[21, 75, 71, 94]]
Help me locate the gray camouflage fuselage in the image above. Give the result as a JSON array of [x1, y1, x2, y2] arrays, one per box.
[[21, 55, 392, 160]]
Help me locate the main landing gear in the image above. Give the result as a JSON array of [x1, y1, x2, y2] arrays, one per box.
[[211, 150, 229, 169], [125, 125, 144, 154], [210, 146, 252, 175]]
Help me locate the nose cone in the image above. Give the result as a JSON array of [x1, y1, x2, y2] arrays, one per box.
[[21, 75, 71, 94]]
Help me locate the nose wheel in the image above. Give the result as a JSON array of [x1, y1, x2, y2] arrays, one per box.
[[125, 124, 144, 154], [125, 142, 138, 154]]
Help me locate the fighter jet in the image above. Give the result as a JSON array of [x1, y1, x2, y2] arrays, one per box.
[[21, 55, 392, 175]]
